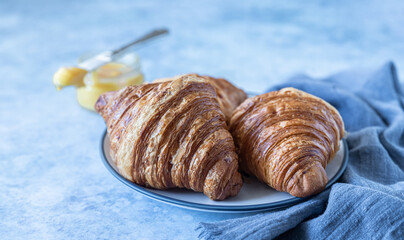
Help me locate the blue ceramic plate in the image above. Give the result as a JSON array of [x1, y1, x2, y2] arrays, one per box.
[[100, 130, 348, 213]]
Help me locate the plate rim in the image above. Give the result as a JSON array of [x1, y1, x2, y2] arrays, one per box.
[[100, 129, 349, 212]]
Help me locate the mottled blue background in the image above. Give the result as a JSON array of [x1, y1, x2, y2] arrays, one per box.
[[1, 0, 403, 239]]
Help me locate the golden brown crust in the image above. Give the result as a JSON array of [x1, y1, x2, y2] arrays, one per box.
[[154, 74, 247, 122], [230, 87, 344, 197], [95, 75, 242, 200]]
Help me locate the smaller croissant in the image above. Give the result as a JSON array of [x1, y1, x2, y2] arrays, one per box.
[[230, 87, 345, 197], [96, 75, 243, 200]]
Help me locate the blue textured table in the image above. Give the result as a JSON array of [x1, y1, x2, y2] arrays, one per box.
[[1, 1, 404, 239]]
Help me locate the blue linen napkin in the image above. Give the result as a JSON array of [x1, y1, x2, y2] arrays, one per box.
[[197, 62, 404, 239]]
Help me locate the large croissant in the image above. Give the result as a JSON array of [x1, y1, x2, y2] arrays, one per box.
[[230, 87, 344, 197], [154, 74, 247, 122], [95, 75, 243, 200]]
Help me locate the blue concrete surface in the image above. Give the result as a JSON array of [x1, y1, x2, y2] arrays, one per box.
[[1, 0, 403, 239]]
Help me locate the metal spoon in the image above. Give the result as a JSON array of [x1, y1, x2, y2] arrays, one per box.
[[78, 28, 169, 71]]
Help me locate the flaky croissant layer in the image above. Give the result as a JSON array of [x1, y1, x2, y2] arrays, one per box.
[[230, 87, 345, 197], [154, 74, 247, 123], [96, 75, 243, 200]]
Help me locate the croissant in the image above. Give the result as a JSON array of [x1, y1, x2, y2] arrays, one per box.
[[95, 75, 243, 200], [154, 74, 247, 122], [230, 87, 344, 197]]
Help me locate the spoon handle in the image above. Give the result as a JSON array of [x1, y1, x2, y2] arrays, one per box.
[[112, 28, 169, 56]]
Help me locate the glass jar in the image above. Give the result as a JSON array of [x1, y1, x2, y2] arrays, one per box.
[[76, 52, 144, 111]]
